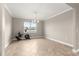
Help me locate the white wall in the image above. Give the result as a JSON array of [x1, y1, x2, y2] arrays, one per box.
[[74, 8, 79, 50], [0, 4, 12, 55], [12, 18, 44, 39], [44, 9, 74, 46], [0, 4, 3, 56], [4, 8, 12, 48], [65, 3, 79, 52]]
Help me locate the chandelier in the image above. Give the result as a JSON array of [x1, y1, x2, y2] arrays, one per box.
[[32, 11, 39, 23]]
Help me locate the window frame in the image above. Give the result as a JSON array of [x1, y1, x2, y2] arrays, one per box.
[[24, 21, 37, 33]]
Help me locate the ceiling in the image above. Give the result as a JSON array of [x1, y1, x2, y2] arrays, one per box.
[[6, 3, 72, 20], [67, 3, 79, 8]]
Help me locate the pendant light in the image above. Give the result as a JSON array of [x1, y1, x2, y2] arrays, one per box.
[[32, 11, 39, 23]]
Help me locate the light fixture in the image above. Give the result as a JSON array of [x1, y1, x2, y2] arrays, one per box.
[[32, 11, 39, 23]]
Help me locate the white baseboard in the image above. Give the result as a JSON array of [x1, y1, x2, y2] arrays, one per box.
[[12, 36, 44, 40], [46, 37, 73, 48], [31, 36, 44, 39], [5, 42, 10, 48], [72, 49, 79, 53], [5, 40, 12, 49], [12, 38, 17, 40]]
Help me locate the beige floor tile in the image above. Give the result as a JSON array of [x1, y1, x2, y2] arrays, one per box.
[[5, 38, 77, 56]]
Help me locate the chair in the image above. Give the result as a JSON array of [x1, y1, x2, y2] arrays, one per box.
[[25, 34, 30, 39]]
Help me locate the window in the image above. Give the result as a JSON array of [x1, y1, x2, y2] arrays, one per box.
[[24, 21, 37, 33]]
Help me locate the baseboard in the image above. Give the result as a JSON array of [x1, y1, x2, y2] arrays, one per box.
[[12, 38, 17, 40], [5, 42, 10, 49], [5, 40, 12, 49], [46, 37, 73, 48], [12, 36, 44, 40], [72, 49, 79, 53], [31, 36, 44, 39]]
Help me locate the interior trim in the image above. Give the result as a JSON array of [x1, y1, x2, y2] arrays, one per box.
[[46, 37, 74, 48]]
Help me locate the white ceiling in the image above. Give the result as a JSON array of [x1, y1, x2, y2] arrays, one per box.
[[6, 3, 72, 20], [67, 3, 79, 8]]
